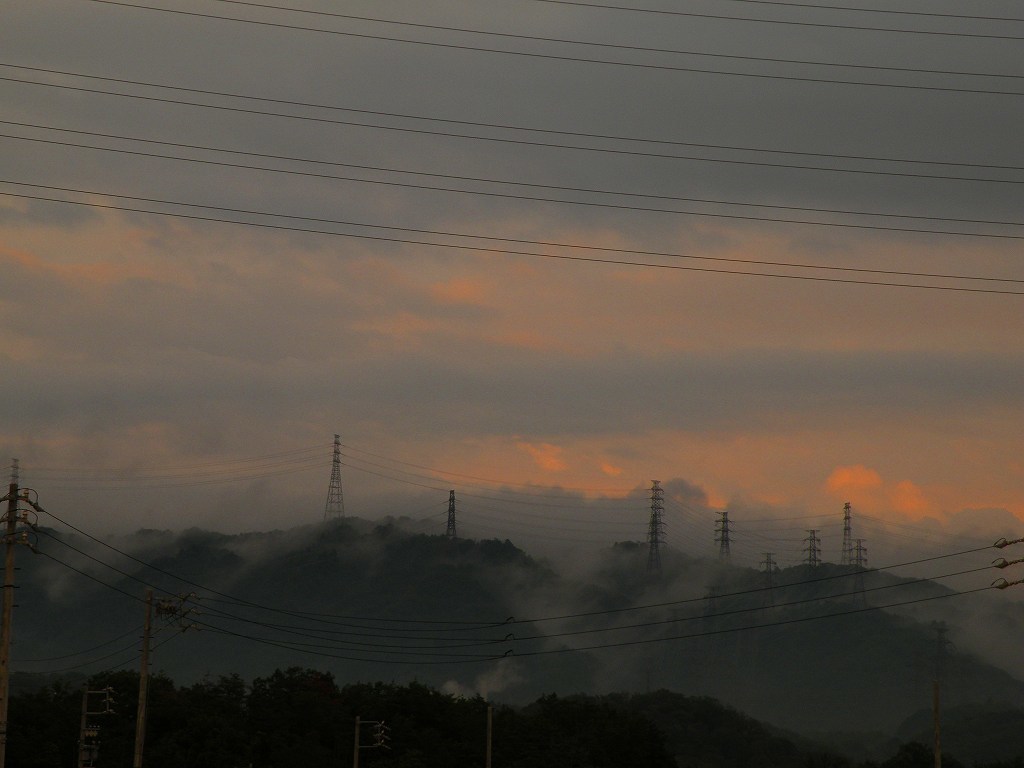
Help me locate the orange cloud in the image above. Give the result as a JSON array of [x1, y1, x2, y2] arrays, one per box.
[[600, 462, 622, 477], [517, 442, 567, 472], [825, 465, 883, 494], [429, 277, 489, 305], [889, 480, 931, 519]]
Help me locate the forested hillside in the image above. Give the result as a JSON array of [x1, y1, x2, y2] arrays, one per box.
[[13, 519, 1024, 744], [9, 672, 1024, 768]]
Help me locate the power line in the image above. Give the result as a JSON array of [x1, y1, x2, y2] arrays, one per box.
[[36, 506, 505, 631], [12, 134, 1024, 245], [8, 76, 1024, 184], [79, 1, 1024, 87], [703, 0, 1024, 23], [208, 0, 1024, 49], [4, 188, 1023, 296], [28, 443, 329, 478], [510, 585, 995, 659], [171, 561, 995, 650], [341, 457, 638, 513], [340, 443, 636, 495], [190, 603, 510, 653], [27, 457, 326, 491], [36, 500, 1010, 650], [511, 565, 993, 643], [185, 616, 504, 665], [8, 122, 1024, 228], [35, 550, 151, 606], [18, 624, 143, 663], [5, 65, 1021, 170], [515, 544, 996, 623], [525, 0, 1024, 35], [26, 453, 325, 485]]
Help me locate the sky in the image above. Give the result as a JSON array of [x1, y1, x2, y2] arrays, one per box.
[[2, 0, 1023, 572]]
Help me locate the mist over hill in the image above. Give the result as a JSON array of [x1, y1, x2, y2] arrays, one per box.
[[13, 516, 1024, 742]]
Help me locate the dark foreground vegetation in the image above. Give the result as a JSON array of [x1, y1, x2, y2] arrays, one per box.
[[7, 668, 1024, 768]]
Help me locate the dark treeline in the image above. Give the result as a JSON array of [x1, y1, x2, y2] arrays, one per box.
[[7, 669, 1024, 768]]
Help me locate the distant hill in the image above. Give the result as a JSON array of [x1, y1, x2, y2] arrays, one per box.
[[12, 517, 1024, 742]]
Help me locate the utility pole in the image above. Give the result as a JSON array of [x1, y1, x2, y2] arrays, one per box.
[[78, 686, 89, 768], [932, 622, 951, 768], [446, 490, 457, 540], [324, 434, 345, 520], [78, 686, 114, 768], [714, 510, 732, 562], [646, 481, 665, 574], [133, 589, 153, 768], [353, 715, 360, 768], [0, 461, 41, 768], [0, 460, 17, 768], [353, 716, 390, 768], [485, 704, 493, 768]]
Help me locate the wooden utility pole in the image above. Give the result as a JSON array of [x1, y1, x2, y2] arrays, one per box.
[[0, 468, 19, 768], [932, 621, 948, 768], [133, 589, 154, 768], [485, 705, 493, 768], [77, 685, 90, 768], [352, 716, 361, 768]]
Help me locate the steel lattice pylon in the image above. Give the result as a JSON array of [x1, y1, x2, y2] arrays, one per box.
[[841, 501, 854, 565], [446, 490, 457, 539], [715, 510, 732, 561], [647, 480, 665, 573], [805, 529, 821, 567], [324, 434, 345, 520]]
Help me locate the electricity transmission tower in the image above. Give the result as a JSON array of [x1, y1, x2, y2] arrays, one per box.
[[647, 481, 665, 573], [714, 510, 732, 562], [853, 539, 868, 599], [324, 434, 345, 520], [805, 529, 821, 567], [761, 552, 777, 606], [853, 538, 868, 570], [446, 490, 457, 540], [841, 502, 854, 565]]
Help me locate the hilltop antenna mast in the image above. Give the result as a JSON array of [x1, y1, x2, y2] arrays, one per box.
[[324, 434, 345, 520], [714, 510, 732, 562], [446, 490, 457, 540], [841, 502, 854, 565], [805, 529, 821, 567], [647, 480, 665, 573]]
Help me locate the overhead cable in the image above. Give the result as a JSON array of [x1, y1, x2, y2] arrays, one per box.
[[7, 122, 1024, 228], [5, 65, 1021, 168], [81, 1, 1024, 87], [532, 0, 1024, 24], [4, 189, 1023, 295]]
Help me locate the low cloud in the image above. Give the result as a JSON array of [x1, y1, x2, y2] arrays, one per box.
[[441, 659, 523, 701], [518, 442, 567, 472], [825, 465, 883, 494]]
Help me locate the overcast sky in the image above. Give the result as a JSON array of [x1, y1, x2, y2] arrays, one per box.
[[2, 0, 1023, 573]]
